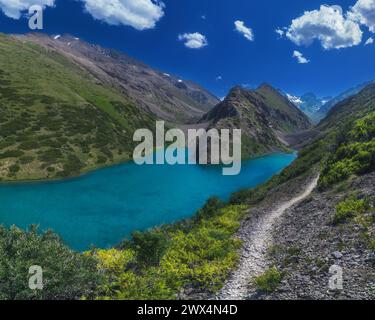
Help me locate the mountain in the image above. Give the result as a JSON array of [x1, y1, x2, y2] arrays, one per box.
[[15, 33, 219, 123], [315, 80, 374, 121], [200, 84, 312, 158], [286, 92, 331, 122], [0, 33, 156, 181], [286, 82, 374, 123]]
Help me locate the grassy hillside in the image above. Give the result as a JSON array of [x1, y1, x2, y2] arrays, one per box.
[[255, 84, 311, 133], [19, 33, 219, 123], [0, 34, 154, 181]]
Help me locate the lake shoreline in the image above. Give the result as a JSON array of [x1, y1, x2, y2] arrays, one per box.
[[0, 149, 297, 186]]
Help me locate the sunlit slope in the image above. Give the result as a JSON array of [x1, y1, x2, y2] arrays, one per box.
[[0, 34, 154, 181]]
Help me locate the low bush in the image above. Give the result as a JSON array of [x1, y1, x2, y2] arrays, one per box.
[[131, 230, 170, 267], [9, 164, 20, 174], [254, 267, 282, 292], [319, 112, 375, 190], [333, 196, 370, 224]]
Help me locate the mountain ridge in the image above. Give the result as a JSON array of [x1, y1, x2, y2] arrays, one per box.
[[315, 80, 374, 122], [14, 33, 219, 123], [200, 84, 312, 158]]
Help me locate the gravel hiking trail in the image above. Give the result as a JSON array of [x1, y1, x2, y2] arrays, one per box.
[[219, 176, 320, 300]]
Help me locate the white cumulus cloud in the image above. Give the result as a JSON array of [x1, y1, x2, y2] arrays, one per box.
[[293, 50, 310, 64], [0, 0, 55, 19], [285, 5, 363, 50], [349, 0, 375, 33], [178, 32, 208, 49], [80, 0, 165, 30], [234, 20, 254, 41], [365, 37, 374, 44], [275, 28, 285, 38]]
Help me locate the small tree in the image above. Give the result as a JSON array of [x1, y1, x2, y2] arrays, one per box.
[[132, 230, 169, 267]]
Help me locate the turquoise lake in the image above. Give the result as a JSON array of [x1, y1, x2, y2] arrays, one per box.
[[0, 152, 296, 251]]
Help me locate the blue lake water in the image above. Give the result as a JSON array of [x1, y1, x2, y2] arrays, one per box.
[[0, 152, 296, 251]]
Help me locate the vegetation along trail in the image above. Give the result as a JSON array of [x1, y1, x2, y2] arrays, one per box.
[[219, 175, 320, 300]]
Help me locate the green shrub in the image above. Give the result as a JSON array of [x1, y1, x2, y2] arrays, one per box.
[[333, 196, 370, 224], [254, 267, 282, 292], [195, 197, 225, 221], [0, 150, 24, 159], [369, 238, 375, 250], [0, 225, 100, 300], [19, 155, 34, 164], [59, 155, 84, 177], [9, 164, 20, 173], [131, 230, 170, 267], [96, 155, 107, 165], [19, 140, 40, 150], [319, 112, 375, 190]]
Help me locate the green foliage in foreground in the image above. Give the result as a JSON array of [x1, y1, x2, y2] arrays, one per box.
[[0, 225, 100, 300], [131, 230, 170, 267], [333, 196, 371, 224], [254, 267, 282, 292], [319, 112, 375, 190], [90, 201, 246, 300], [369, 238, 375, 250]]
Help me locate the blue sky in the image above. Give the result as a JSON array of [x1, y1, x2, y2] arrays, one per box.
[[0, 0, 374, 99]]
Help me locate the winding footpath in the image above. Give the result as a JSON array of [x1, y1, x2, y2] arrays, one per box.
[[219, 176, 320, 300]]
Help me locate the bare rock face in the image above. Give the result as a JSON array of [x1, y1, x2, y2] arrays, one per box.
[[16, 33, 219, 123]]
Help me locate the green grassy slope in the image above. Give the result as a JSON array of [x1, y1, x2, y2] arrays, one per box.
[[0, 34, 154, 181], [255, 84, 311, 133]]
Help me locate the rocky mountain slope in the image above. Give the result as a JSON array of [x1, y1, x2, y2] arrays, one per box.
[[16, 33, 219, 123], [200, 84, 312, 158], [262, 172, 375, 300]]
